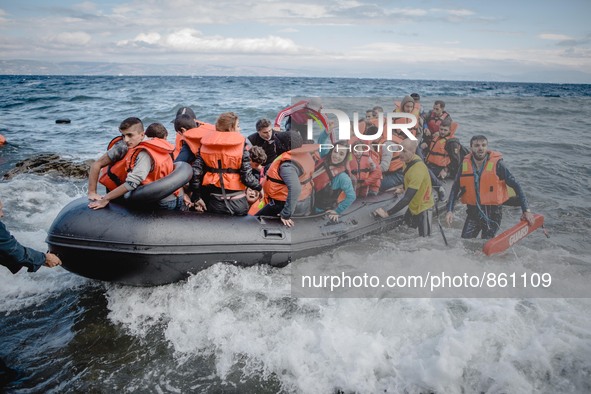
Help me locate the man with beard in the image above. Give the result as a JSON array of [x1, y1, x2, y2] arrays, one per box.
[[446, 135, 535, 238]]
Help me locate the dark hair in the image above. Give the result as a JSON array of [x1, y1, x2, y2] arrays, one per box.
[[440, 117, 453, 128], [145, 123, 168, 139], [255, 118, 272, 131], [174, 114, 197, 132], [276, 131, 303, 155], [470, 135, 488, 146], [434, 100, 446, 109], [249, 146, 267, 165], [410, 93, 420, 101], [176, 107, 196, 119], [119, 117, 143, 131]]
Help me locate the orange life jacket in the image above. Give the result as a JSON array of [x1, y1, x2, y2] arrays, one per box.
[[425, 122, 459, 168], [173, 133, 183, 160], [98, 136, 125, 191], [248, 197, 265, 215], [183, 123, 216, 155], [127, 138, 175, 185], [264, 144, 316, 202], [350, 153, 373, 184], [426, 111, 449, 133], [200, 131, 246, 191], [460, 151, 509, 206], [99, 137, 175, 193]]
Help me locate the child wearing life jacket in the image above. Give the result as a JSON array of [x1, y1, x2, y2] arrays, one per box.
[[248, 146, 267, 182], [89, 120, 182, 211], [314, 134, 356, 222], [350, 141, 382, 198]]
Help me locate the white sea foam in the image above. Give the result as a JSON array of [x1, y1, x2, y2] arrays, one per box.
[[105, 243, 591, 393]]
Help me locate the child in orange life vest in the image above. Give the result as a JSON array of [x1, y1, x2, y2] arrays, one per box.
[[87, 117, 139, 201], [246, 187, 264, 215], [188, 112, 261, 216], [171, 106, 198, 160], [88, 122, 182, 210], [350, 141, 382, 198]]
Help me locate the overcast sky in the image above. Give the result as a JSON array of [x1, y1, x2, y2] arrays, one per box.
[[1, 0, 590, 82]]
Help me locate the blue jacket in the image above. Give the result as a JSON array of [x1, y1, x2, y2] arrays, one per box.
[[0, 221, 46, 274]]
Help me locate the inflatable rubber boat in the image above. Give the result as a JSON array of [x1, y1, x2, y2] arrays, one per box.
[[47, 163, 450, 286]]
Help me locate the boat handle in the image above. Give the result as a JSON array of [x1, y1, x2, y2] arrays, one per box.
[[263, 229, 285, 239]]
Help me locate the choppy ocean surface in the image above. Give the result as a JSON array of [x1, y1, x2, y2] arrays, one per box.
[[0, 75, 590, 393]]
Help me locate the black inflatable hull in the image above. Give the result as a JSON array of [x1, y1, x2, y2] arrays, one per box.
[[47, 183, 451, 286]]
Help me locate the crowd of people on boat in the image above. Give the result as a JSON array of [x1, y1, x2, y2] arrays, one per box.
[[85, 94, 535, 239]]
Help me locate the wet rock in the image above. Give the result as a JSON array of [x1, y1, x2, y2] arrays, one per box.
[[3, 153, 93, 180]]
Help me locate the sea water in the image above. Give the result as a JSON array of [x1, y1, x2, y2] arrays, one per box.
[[0, 75, 590, 393]]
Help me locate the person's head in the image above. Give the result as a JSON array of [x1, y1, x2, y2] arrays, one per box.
[[119, 117, 144, 148], [372, 106, 384, 114], [400, 95, 415, 113], [330, 141, 350, 166], [410, 93, 420, 102], [275, 131, 303, 155], [216, 112, 240, 132], [249, 146, 267, 168], [145, 123, 168, 139], [432, 100, 446, 116], [174, 114, 197, 135], [245, 187, 261, 205], [470, 135, 488, 161], [365, 109, 375, 120], [399, 138, 418, 163], [175, 107, 196, 120], [255, 118, 273, 141], [438, 118, 453, 137]]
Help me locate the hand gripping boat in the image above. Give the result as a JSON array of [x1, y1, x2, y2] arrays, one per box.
[[48, 163, 448, 286]]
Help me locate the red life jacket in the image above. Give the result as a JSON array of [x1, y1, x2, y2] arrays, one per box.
[[426, 111, 449, 133], [460, 151, 509, 206], [200, 131, 246, 191], [425, 122, 459, 168], [264, 144, 316, 202], [183, 123, 216, 155]]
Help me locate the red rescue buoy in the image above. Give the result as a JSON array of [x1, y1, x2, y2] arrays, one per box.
[[483, 214, 545, 256]]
